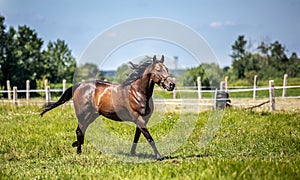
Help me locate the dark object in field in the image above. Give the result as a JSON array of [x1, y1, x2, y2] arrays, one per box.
[[215, 91, 231, 109], [244, 100, 270, 110], [40, 55, 175, 161]]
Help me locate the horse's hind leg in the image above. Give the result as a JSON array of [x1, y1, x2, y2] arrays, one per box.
[[72, 112, 98, 154], [72, 125, 84, 153]]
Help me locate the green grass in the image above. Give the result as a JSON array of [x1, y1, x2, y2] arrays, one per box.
[[229, 88, 300, 98], [0, 105, 299, 179], [229, 77, 300, 87]]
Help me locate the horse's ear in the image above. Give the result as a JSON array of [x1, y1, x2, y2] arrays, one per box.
[[152, 55, 157, 64], [160, 55, 164, 63]]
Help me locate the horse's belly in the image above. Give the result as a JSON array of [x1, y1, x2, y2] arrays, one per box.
[[100, 108, 132, 122]]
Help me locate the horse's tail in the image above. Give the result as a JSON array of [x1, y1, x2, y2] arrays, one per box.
[[40, 84, 80, 117]]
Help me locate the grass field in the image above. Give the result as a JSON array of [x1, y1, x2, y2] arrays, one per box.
[[0, 104, 299, 179]]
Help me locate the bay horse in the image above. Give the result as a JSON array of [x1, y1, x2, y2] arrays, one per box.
[[40, 55, 175, 160]]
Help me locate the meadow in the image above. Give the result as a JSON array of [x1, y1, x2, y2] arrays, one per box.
[[0, 104, 299, 179]]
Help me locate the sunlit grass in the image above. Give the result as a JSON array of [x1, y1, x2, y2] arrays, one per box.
[[0, 105, 299, 179]]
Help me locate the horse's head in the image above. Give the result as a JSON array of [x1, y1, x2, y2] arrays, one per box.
[[150, 55, 175, 91]]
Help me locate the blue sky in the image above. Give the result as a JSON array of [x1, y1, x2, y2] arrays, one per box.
[[1, 0, 300, 70]]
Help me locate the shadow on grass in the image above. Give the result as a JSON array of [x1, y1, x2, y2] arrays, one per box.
[[115, 151, 157, 160], [164, 153, 210, 160], [115, 149, 211, 161]]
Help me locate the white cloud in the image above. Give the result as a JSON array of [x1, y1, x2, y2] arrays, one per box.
[[209, 21, 235, 29]]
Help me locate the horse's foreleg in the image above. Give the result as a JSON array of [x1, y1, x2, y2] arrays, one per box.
[[135, 116, 163, 160], [130, 127, 141, 155], [138, 126, 164, 161]]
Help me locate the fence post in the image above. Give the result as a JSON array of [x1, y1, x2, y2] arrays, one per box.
[[269, 80, 275, 111], [45, 86, 51, 103], [282, 74, 288, 98], [44, 79, 48, 89], [225, 76, 228, 92], [213, 89, 218, 109], [220, 81, 225, 90], [173, 78, 176, 99], [62, 79, 67, 93], [26, 80, 30, 101], [13, 86, 18, 105], [253, 75, 258, 100], [7, 80, 11, 100], [197, 76, 202, 99]]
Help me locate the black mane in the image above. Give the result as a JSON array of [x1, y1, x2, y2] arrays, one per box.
[[122, 60, 153, 86]]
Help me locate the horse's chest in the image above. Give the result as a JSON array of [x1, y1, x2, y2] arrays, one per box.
[[129, 90, 150, 116]]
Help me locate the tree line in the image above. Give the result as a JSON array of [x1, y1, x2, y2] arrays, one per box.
[[0, 15, 76, 91], [229, 35, 300, 81], [181, 35, 300, 87]]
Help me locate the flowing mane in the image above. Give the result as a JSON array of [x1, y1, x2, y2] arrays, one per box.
[[122, 60, 153, 86]]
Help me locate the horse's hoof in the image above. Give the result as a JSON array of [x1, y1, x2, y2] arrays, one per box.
[[72, 141, 78, 147], [77, 148, 82, 154], [157, 156, 165, 161]]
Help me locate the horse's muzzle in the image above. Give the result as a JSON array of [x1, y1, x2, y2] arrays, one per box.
[[163, 82, 175, 91]]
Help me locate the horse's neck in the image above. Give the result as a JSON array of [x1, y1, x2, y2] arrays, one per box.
[[146, 80, 155, 100], [130, 73, 154, 101]]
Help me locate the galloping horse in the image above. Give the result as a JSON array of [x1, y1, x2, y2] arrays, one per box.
[[41, 55, 175, 160]]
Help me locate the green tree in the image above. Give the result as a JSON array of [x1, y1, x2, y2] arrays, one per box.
[[231, 35, 247, 59], [180, 65, 210, 87], [202, 63, 224, 88], [257, 41, 270, 67], [0, 16, 6, 83], [0, 22, 44, 90], [43, 39, 76, 83], [288, 52, 300, 77], [230, 35, 250, 79], [114, 63, 131, 84], [74, 63, 103, 83], [0, 15, 78, 92], [269, 41, 288, 73]]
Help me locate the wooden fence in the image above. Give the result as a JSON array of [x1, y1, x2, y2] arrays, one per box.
[[1, 74, 299, 112]]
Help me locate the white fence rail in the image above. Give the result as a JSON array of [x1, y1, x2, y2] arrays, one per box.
[[1, 74, 300, 112]]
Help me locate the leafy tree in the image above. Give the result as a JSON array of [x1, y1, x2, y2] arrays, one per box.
[[43, 39, 76, 83], [0, 21, 44, 89], [231, 35, 247, 59], [114, 63, 131, 84], [74, 63, 103, 83], [230, 35, 250, 79], [230, 35, 300, 80], [257, 41, 270, 67], [0, 15, 78, 92], [269, 41, 288, 73], [288, 53, 300, 77], [202, 63, 224, 88], [0, 16, 6, 83], [180, 65, 210, 87]]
